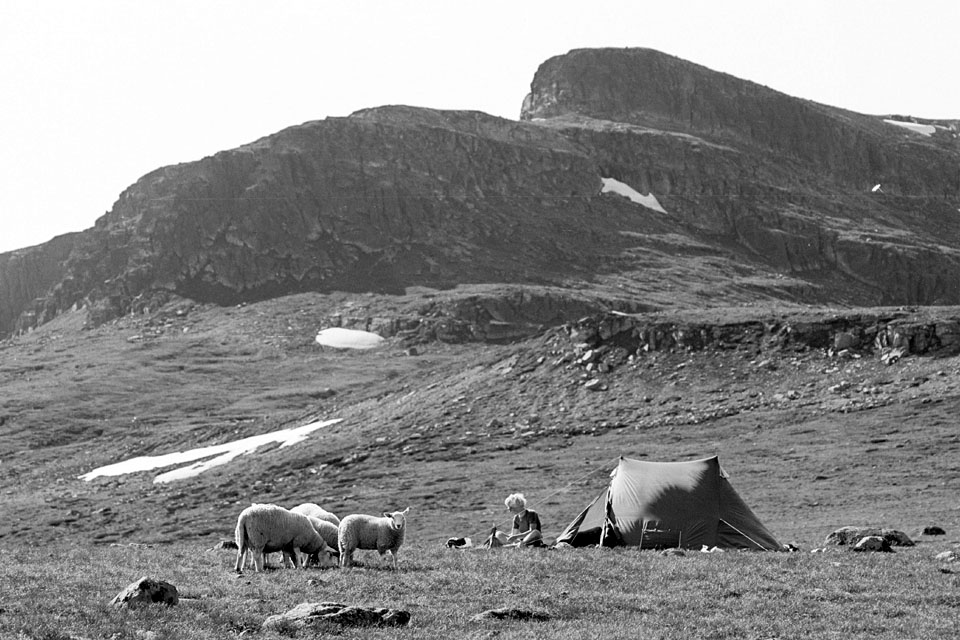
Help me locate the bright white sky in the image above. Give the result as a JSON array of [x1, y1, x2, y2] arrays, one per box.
[[1, 0, 957, 253]]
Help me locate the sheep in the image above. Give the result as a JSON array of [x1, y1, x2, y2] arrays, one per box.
[[301, 515, 341, 567], [306, 516, 340, 550], [234, 503, 335, 573], [338, 507, 409, 570], [290, 502, 341, 527]]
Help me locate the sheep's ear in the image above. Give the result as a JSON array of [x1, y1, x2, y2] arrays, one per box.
[[403, 507, 410, 514], [382, 512, 390, 518]]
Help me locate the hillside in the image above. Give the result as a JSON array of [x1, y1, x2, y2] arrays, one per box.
[[1, 290, 959, 550], [1, 46, 959, 553]]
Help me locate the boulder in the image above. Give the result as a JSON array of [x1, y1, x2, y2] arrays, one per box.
[[110, 577, 179, 609], [471, 608, 551, 622], [825, 526, 914, 547], [852, 536, 893, 552], [262, 602, 410, 631], [833, 331, 860, 351], [921, 526, 946, 536]]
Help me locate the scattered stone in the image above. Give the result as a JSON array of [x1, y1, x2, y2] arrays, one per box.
[[584, 378, 606, 391], [471, 607, 551, 622], [262, 602, 411, 631], [934, 550, 960, 563], [852, 536, 893, 552], [825, 526, 914, 547], [111, 577, 179, 609], [880, 346, 906, 365], [921, 526, 946, 536]]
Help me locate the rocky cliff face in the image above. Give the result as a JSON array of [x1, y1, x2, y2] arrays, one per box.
[[2, 48, 959, 338], [521, 48, 960, 305]]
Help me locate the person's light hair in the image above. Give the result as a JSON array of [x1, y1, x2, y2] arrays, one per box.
[[504, 493, 527, 511]]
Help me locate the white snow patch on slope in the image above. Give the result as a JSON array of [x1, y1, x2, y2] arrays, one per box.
[[315, 327, 385, 349], [600, 177, 668, 214], [78, 418, 342, 483], [883, 119, 936, 136]]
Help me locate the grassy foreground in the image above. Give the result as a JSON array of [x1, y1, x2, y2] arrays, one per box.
[[2, 541, 958, 639]]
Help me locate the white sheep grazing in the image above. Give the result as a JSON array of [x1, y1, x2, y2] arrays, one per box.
[[290, 502, 341, 527], [338, 507, 410, 570], [306, 516, 340, 550], [300, 516, 341, 567], [234, 503, 335, 573]]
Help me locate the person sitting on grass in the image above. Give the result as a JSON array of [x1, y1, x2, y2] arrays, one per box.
[[487, 493, 543, 548]]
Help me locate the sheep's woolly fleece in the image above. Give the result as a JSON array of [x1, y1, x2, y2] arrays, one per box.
[[235, 504, 331, 572], [290, 503, 341, 526], [338, 508, 409, 569]]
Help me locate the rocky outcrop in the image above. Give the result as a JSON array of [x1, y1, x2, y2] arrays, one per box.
[[0, 233, 78, 335], [2, 49, 959, 339], [567, 307, 960, 358], [322, 287, 653, 344]]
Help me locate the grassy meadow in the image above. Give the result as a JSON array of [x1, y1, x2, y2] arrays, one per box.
[[2, 293, 960, 638], [2, 541, 958, 639]]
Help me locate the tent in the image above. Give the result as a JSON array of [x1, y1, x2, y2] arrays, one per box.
[[556, 456, 782, 550]]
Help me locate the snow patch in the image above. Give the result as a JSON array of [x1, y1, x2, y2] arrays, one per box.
[[883, 119, 935, 136], [78, 418, 342, 483], [315, 327, 385, 349], [600, 178, 668, 214]]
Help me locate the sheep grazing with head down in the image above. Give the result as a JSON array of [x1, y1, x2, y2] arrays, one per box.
[[305, 516, 340, 550], [338, 507, 410, 570], [290, 502, 341, 527], [298, 515, 341, 567], [234, 504, 335, 573]]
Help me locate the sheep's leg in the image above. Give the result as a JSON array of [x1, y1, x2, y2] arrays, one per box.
[[234, 548, 245, 573], [253, 549, 265, 572]]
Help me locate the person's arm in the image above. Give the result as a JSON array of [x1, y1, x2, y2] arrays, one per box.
[[504, 513, 521, 541]]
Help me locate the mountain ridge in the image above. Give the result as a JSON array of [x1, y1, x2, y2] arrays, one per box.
[[2, 47, 959, 339]]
